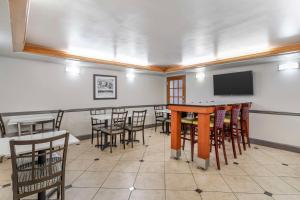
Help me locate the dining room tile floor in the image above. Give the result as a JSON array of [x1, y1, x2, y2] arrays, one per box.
[[0, 128, 300, 200]]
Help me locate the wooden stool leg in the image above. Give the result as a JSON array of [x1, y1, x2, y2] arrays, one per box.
[[190, 125, 195, 162], [236, 128, 242, 155], [230, 127, 237, 159], [221, 130, 228, 165], [213, 130, 220, 170]]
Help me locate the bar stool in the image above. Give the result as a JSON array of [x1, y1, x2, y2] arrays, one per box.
[[181, 112, 197, 161], [240, 103, 251, 150], [210, 106, 227, 170], [224, 104, 242, 159]]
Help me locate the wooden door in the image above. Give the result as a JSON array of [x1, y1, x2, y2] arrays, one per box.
[[167, 75, 186, 104]]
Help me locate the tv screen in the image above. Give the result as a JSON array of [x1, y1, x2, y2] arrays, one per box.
[[213, 71, 253, 95]]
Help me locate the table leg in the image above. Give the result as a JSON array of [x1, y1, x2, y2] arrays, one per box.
[[170, 111, 181, 159], [195, 113, 211, 170]]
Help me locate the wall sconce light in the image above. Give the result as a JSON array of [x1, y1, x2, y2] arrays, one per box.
[[65, 65, 80, 76], [196, 72, 205, 81], [278, 62, 299, 71], [126, 69, 136, 80]]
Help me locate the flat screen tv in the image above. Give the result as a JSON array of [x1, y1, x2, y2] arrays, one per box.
[[213, 71, 253, 95]]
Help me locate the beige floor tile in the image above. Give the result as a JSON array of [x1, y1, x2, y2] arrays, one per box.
[[139, 161, 164, 173], [272, 194, 300, 200], [194, 174, 231, 192], [189, 163, 219, 175], [87, 160, 118, 171], [263, 164, 299, 177], [235, 193, 273, 200], [135, 173, 165, 189], [0, 169, 11, 185], [72, 171, 109, 187], [120, 150, 144, 161], [201, 192, 237, 200], [0, 187, 13, 200], [223, 175, 263, 193], [130, 189, 165, 200], [253, 176, 299, 194], [166, 190, 201, 200], [66, 159, 94, 171], [165, 160, 191, 173], [144, 152, 165, 162], [113, 160, 141, 173], [65, 170, 84, 186], [219, 165, 247, 176], [93, 188, 131, 200], [102, 172, 137, 188], [239, 164, 274, 176], [65, 187, 98, 200], [281, 177, 300, 191], [165, 173, 197, 190]]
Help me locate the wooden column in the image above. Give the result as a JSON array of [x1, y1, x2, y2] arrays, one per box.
[[196, 113, 211, 169], [170, 110, 181, 158]]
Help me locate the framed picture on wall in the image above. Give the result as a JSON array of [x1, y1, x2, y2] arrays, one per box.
[[93, 74, 117, 100]]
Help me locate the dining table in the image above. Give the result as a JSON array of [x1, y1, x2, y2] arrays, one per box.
[[7, 114, 56, 135], [168, 102, 250, 170], [0, 130, 80, 200]]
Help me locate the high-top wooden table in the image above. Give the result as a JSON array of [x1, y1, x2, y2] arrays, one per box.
[[168, 102, 250, 170]]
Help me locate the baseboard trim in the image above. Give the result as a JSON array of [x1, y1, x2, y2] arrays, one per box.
[[76, 123, 157, 141], [250, 138, 300, 153]]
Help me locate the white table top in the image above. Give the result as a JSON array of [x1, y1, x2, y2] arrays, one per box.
[[7, 114, 55, 126], [0, 130, 80, 157], [156, 109, 171, 114]]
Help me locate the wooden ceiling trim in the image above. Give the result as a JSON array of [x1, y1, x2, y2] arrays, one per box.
[[23, 43, 165, 72], [9, 0, 30, 52], [165, 43, 300, 72]]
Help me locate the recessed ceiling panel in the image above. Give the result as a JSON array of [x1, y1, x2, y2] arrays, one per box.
[[26, 0, 300, 66]]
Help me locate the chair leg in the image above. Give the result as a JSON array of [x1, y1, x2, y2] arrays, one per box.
[[123, 134, 126, 149], [162, 121, 165, 133], [190, 125, 195, 162], [57, 185, 61, 199], [230, 127, 237, 159], [142, 130, 145, 145], [221, 130, 228, 165], [91, 130, 94, 144], [182, 125, 187, 150], [131, 131, 134, 148], [246, 124, 251, 148], [155, 121, 157, 132], [213, 132, 220, 170], [235, 128, 242, 155], [110, 135, 113, 153], [61, 184, 65, 200]]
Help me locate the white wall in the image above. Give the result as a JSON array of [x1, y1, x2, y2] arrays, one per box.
[[0, 56, 166, 136], [184, 63, 300, 147]]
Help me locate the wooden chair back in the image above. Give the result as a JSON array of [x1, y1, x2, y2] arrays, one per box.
[[90, 109, 106, 127], [231, 104, 241, 126], [110, 111, 128, 132], [213, 106, 226, 129], [112, 107, 126, 113], [154, 105, 164, 118]]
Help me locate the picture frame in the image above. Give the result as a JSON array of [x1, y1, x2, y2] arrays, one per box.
[[93, 74, 117, 100]]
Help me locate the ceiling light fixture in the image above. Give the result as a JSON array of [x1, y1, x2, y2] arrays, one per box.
[[278, 62, 299, 71]]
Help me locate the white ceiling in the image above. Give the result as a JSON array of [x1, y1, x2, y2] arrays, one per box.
[[1, 0, 300, 71]]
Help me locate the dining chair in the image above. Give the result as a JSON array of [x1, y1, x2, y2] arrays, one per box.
[[154, 106, 167, 132], [55, 110, 64, 131], [17, 122, 37, 136], [240, 103, 251, 150], [90, 109, 107, 144], [224, 104, 242, 159], [10, 132, 69, 200], [99, 111, 128, 153], [210, 106, 227, 170], [35, 119, 56, 134], [125, 110, 147, 147], [0, 113, 6, 138]]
